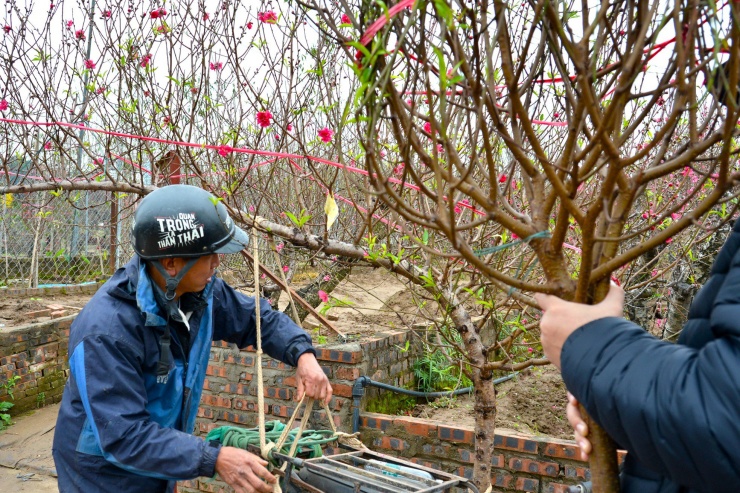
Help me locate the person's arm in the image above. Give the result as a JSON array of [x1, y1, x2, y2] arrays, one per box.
[[540, 290, 740, 490], [212, 281, 332, 403]]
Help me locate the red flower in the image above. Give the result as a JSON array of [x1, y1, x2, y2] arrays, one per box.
[[286, 123, 292, 131], [209, 61, 223, 71], [498, 174, 507, 183], [75, 29, 85, 40], [423, 121, 432, 133], [140, 54, 152, 68], [257, 11, 278, 24], [96, 86, 105, 95], [318, 290, 329, 303], [44, 141, 53, 150], [65, 20, 73, 29], [102, 10, 111, 18], [203, 13, 210, 21], [3, 25, 10, 33], [341, 14, 351, 24], [217, 145, 232, 157], [246, 21, 253, 29], [84, 59, 96, 69], [256, 111, 273, 128], [0, 99, 10, 111], [150, 8, 166, 19], [318, 127, 333, 143]]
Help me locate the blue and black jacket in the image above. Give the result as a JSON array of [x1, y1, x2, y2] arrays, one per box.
[[562, 218, 740, 493], [52, 256, 315, 493]]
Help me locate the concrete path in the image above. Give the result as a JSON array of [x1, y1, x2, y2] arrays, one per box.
[[0, 403, 58, 492]]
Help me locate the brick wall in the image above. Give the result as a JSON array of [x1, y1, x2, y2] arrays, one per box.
[[0, 283, 100, 414], [0, 317, 73, 413], [357, 412, 619, 493], [192, 329, 420, 440]]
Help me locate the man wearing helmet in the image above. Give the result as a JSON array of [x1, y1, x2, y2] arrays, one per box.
[[52, 185, 332, 493]]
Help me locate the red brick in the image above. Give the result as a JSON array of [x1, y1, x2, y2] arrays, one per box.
[[544, 442, 582, 461], [394, 416, 437, 437], [232, 398, 268, 413], [263, 387, 293, 400], [50, 310, 68, 319], [334, 366, 360, 380], [438, 425, 474, 444], [361, 413, 393, 431], [206, 365, 227, 378], [222, 353, 254, 366], [564, 465, 590, 481], [316, 348, 361, 364], [509, 457, 560, 477], [332, 383, 353, 398], [283, 376, 297, 387], [515, 477, 539, 492], [373, 435, 408, 451], [220, 383, 250, 395], [492, 471, 513, 489], [543, 483, 574, 493], [23, 309, 51, 319], [202, 395, 231, 409], [494, 433, 539, 453]]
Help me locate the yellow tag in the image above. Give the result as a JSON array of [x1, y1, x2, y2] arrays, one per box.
[[3, 194, 12, 207], [324, 192, 339, 231]]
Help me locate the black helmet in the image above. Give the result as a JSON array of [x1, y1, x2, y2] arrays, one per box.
[[132, 185, 249, 259]]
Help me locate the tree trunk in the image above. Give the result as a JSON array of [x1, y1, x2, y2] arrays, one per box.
[[449, 303, 495, 491]]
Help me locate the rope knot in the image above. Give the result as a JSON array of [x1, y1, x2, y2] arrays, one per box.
[[261, 441, 277, 461]]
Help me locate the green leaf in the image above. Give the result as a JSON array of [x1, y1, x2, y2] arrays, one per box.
[[432, 0, 453, 26]]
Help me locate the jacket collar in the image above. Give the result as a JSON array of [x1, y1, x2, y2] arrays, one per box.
[[109, 255, 215, 327]]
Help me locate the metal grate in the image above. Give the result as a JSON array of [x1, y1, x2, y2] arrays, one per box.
[[275, 449, 477, 493]]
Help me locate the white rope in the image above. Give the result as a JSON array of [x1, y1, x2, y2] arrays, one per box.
[[253, 228, 267, 456]]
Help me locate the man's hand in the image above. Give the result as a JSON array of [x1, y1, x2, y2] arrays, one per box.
[[534, 283, 624, 369], [215, 446, 276, 493], [296, 352, 333, 404], [567, 392, 591, 461]]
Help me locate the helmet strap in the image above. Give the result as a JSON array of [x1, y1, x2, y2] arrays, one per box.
[[152, 257, 200, 301], [150, 257, 200, 385]]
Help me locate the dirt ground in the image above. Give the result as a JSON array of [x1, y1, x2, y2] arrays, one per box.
[[0, 292, 91, 328], [0, 268, 572, 490], [412, 364, 572, 439]]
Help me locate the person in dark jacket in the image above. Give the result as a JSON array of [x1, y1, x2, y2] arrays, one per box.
[[52, 185, 332, 493], [535, 219, 740, 493]]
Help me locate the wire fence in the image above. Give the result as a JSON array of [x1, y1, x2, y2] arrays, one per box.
[[0, 190, 135, 288]]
